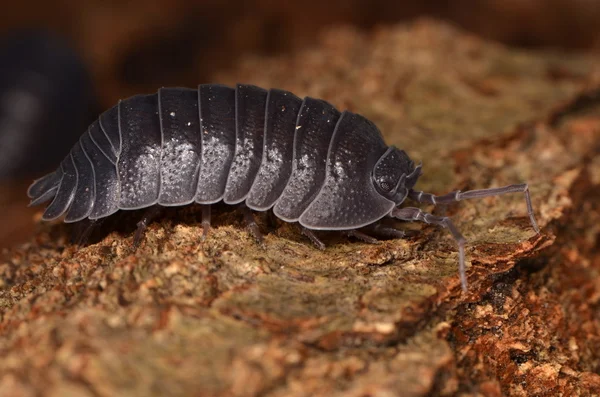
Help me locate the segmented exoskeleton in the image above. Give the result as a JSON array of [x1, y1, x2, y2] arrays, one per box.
[[28, 83, 540, 291]]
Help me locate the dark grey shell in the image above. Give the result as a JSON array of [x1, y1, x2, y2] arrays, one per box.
[[28, 83, 418, 230], [298, 112, 395, 230]]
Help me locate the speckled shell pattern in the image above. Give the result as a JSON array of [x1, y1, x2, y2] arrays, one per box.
[[27, 84, 398, 230]]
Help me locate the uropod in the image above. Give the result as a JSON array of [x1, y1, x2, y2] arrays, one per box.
[[27, 83, 540, 291]]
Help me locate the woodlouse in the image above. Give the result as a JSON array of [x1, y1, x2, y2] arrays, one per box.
[[27, 83, 540, 291]]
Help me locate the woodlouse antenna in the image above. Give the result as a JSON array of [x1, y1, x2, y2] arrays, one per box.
[[408, 183, 540, 234], [401, 183, 540, 291]]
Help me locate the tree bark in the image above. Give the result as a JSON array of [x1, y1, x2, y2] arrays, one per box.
[[1, 19, 599, 396]]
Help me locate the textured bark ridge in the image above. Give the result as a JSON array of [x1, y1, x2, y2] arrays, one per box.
[[1, 20, 600, 396]]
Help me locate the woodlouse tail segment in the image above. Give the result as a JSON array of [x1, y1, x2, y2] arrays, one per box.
[[390, 207, 468, 292], [408, 183, 540, 234], [27, 169, 62, 204]]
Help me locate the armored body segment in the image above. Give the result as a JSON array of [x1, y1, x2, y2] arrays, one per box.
[[299, 111, 394, 230], [273, 97, 341, 221], [117, 94, 162, 209], [223, 84, 268, 204], [195, 84, 237, 203], [81, 130, 120, 219], [89, 120, 117, 164], [42, 155, 77, 220], [372, 147, 415, 203], [98, 104, 121, 157], [65, 141, 95, 222], [27, 168, 62, 206], [158, 87, 202, 206], [246, 89, 302, 210], [373, 148, 411, 190]]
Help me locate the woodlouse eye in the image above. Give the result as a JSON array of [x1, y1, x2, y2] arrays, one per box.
[[378, 179, 393, 192]]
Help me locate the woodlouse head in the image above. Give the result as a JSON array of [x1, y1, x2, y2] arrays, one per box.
[[372, 147, 420, 205]]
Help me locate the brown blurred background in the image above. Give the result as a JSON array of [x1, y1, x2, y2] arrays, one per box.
[[1, 0, 600, 249]]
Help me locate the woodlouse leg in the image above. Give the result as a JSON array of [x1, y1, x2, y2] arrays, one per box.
[[301, 228, 326, 250], [344, 230, 381, 245], [240, 205, 264, 245], [133, 206, 162, 247], [390, 207, 468, 292], [76, 218, 104, 246], [266, 210, 279, 229], [363, 224, 406, 239], [408, 184, 540, 234], [201, 205, 211, 240]]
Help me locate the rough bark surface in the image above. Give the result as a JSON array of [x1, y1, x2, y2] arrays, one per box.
[[1, 20, 600, 396]]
